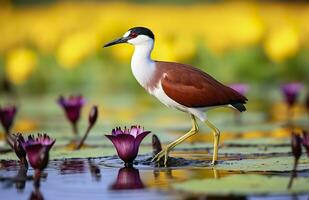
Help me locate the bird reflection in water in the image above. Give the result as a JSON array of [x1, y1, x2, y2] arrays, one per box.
[[111, 167, 144, 190]]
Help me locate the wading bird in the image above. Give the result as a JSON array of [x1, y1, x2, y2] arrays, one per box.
[[104, 27, 247, 166]]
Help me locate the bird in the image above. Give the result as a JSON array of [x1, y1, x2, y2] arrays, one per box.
[[104, 27, 247, 166]]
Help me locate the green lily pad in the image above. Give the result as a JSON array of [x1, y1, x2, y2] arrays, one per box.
[[0, 146, 151, 160], [214, 146, 291, 155], [173, 174, 309, 195], [216, 156, 309, 172], [224, 138, 289, 147], [175, 143, 290, 155]]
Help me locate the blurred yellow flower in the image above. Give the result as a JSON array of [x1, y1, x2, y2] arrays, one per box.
[[0, 1, 308, 64], [5, 48, 37, 85], [56, 30, 97, 69], [264, 26, 300, 63]]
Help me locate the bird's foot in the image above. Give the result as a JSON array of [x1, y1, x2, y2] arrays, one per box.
[[211, 160, 217, 166], [151, 148, 170, 167]]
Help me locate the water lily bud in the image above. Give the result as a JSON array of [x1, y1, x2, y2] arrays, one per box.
[[152, 134, 162, 156], [88, 105, 98, 127], [281, 83, 303, 107], [302, 131, 309, 157], [291, 133, 302, 161], [14, 133, 26, 159], [229, 83, 249, 96], [0, 105, 17, 133]]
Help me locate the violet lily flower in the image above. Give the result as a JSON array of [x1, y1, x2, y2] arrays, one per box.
[[111, 167, 144, 190], [105, 126, 150, 165], [57, 95, 86, 135], [0, 105, 17, 133], [229, 83, 249, 96], [281, 83, 303, 107], [21, 134, 55, 171]]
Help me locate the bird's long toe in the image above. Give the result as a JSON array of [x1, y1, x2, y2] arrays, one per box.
[[151, 149, 169, 165], [211, 160, 218, 166]]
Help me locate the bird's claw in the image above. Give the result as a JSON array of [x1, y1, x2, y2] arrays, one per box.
[[151, 148, 169, 167], [211, 160, 217, 166]]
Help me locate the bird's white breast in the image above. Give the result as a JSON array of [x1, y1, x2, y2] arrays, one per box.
[[130, 40, 155, 90], [131, 59, 155, 90]]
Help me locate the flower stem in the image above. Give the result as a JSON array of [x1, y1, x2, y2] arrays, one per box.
[[5, 131, 14, 149], [20, 156, 28, 170], [287, 106, 294, 127], [75, 124, 93, 150], [287, 158, 298, 189], [34, 169, 41, 188], [124, 162, 133, 168], [71, 122, 79, 141]]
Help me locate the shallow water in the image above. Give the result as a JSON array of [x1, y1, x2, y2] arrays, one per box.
[[1, 157, 308, 200], [0, 96, 308, 199]]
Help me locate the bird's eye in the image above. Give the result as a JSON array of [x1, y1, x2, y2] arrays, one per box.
[[130, 32, 138, 38]]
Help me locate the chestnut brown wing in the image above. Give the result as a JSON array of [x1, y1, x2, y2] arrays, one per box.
[[160, 65, 247, 108]]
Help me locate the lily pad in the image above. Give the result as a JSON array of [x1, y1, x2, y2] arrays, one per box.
[[224, 138, 289, 147], [173, 174, 309, 195], [175, 143, 291, 156], [0, 146, 152, 160], [216, 156, 309, 172]]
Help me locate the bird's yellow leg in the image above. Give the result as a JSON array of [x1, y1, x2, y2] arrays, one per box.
[[205, 120, 220, 165], [152, 115, 198, 166]]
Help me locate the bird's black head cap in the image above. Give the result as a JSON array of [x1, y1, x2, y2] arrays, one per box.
[[129, 27, 155, 40]]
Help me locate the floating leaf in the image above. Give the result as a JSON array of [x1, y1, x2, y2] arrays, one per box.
[[173, 174, 309, 195], [216, 156, 309, 172]]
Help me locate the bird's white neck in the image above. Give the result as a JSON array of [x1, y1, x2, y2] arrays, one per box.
[[131, 41, 155, 89]]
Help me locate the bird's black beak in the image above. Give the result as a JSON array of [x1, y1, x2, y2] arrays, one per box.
[[103, 37, 128, 48]]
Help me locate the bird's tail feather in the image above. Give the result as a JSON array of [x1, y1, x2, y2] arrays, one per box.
[[231, 103, 246, 112]]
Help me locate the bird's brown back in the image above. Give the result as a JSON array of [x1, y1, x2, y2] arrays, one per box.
[[148, 61, 247, 108]]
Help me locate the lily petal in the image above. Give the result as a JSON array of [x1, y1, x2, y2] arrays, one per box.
[[105, 134, 137, 163]]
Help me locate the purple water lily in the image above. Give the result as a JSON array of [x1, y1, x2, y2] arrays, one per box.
[[105, 126, 150, 165], [21, 134, 55, 171], [57, 95, 86, 135], [281, 83, 303, 107], [229, 83, 249, 96], [0, 105, 17, 133], [111, 167, 144, 190]]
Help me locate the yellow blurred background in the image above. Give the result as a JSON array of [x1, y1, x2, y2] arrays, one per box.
[[0, 0, 308, 95]]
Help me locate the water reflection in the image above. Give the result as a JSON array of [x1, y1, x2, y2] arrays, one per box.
[[60, 159, 86, 174], [15, 166, 27, 191], [88, 160, 101, 181], [111, 167, 144, 190], [29, 187, 44, 200]]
